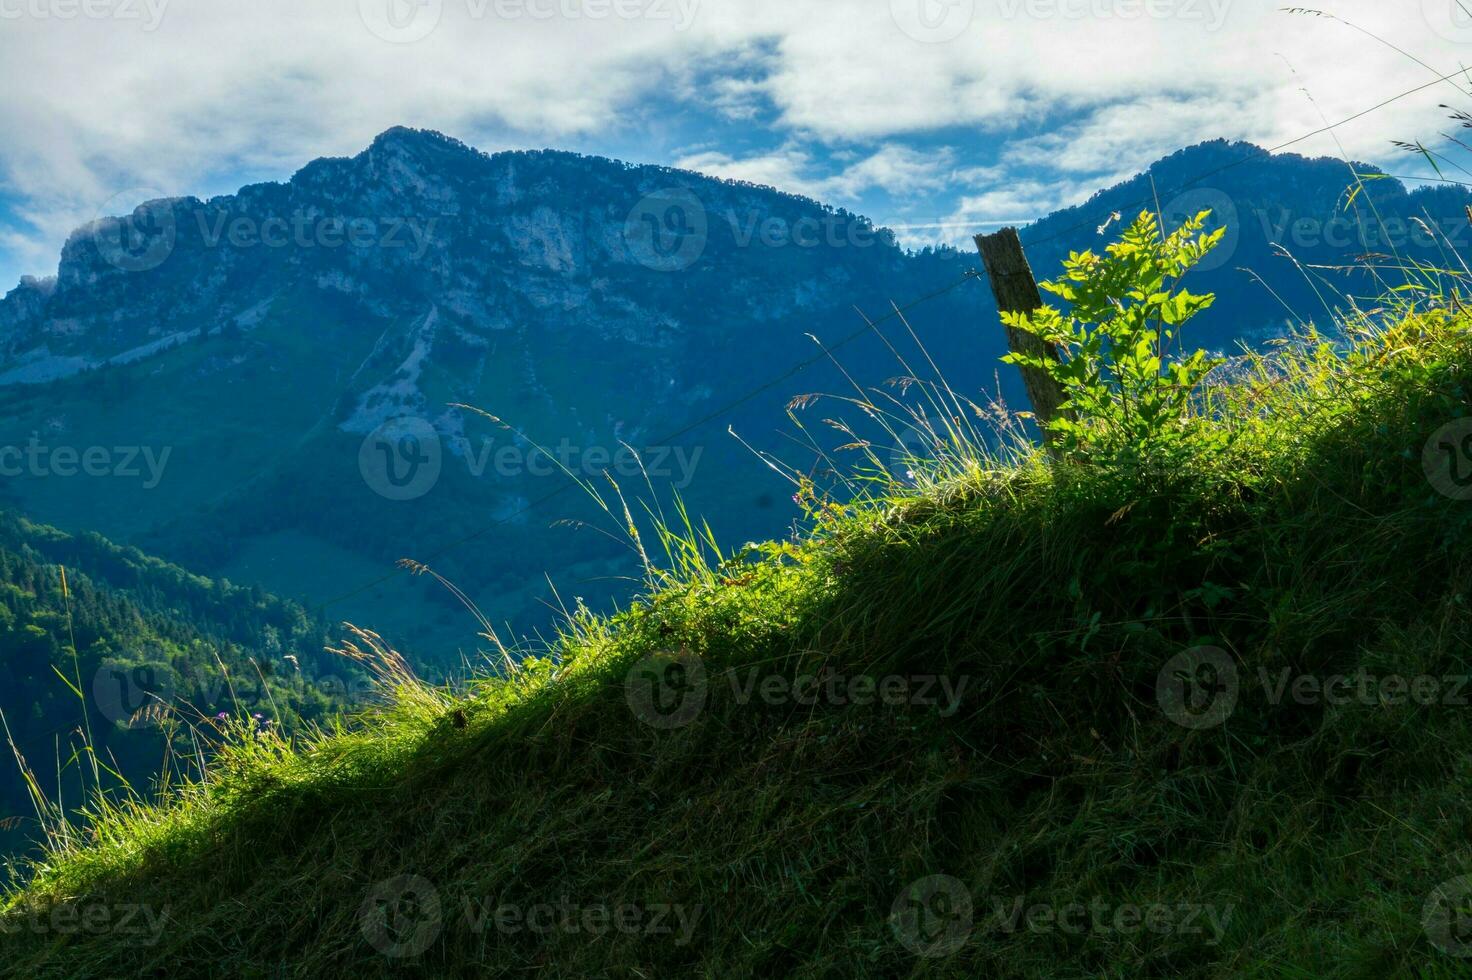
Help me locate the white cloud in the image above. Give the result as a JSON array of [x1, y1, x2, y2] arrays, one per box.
[[2, 0, 1470, 282], [674, 143, 955, 201], [673, 147, 825, 197], [827, 144, 956, 197], [1001, 95, 1272, 176]]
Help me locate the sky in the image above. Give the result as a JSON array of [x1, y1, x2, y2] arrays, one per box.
[[2, 0, 1472, 290]]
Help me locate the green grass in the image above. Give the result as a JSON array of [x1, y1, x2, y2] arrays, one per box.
[[3, 302, 1472, 977]]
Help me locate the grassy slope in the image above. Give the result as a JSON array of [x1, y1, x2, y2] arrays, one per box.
[[3, 311, 1472, 977], [0, 512, 354, 872]]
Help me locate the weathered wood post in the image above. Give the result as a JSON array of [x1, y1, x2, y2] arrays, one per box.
[[975, 228, 1070, 450]]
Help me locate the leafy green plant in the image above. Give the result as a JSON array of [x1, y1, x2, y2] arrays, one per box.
[[1002, 209, 1227, 467]]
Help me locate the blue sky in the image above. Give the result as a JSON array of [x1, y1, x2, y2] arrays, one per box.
[[1, 0, 1470, 291]]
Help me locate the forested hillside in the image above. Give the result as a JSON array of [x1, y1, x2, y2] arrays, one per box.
[[0, 512, 358, 867]]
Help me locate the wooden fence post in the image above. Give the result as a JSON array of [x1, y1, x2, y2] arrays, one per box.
[[974, 228, 1070, 447]]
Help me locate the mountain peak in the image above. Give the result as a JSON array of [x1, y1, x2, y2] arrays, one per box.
[[362, 126, 492, 173], [367, 126, 471, 155]]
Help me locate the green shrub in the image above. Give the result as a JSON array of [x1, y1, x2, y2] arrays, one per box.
[[1002, 209, 1227, 469]]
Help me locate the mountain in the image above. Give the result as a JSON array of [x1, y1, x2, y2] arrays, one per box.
[[0, 131, 1467, 665], [1021, 139, 1472, 345], [0, 511, 357, 866]]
